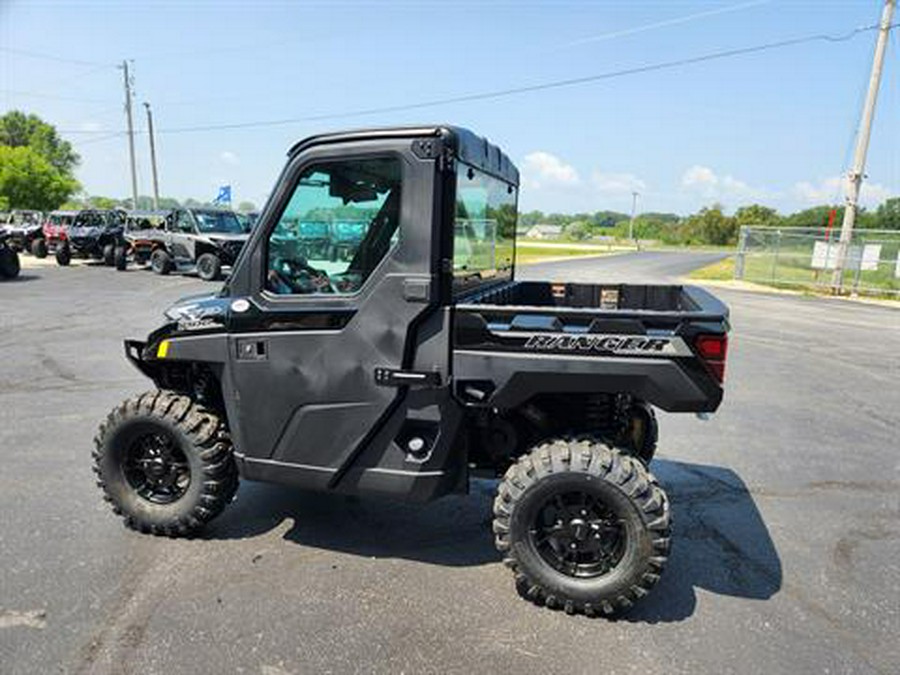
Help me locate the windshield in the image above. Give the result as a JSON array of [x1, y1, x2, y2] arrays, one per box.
[[50, 214, 74, 226], [194, 211, 243, 234], [333, 221, 366, 240], [299, 221, 329, 239], [12, 211, 40, 225], [72, 212, 109, 228]]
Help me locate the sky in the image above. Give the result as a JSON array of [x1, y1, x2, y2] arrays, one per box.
[[2, 0, 899, 216]]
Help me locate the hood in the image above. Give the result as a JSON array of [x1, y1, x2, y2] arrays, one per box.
[[6, 223, 42, 234], [163, 293, 230, 332], [68, 225, 108, 238], [205, 233, 249, 244]]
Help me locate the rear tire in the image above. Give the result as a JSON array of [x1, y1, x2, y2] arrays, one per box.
[[31, 238, 48, 258], [150, 249, 173, 275], [196, 253, 222, 282], [102, 243, 116, 266], [0, 246, 20, 279], [493, 437, 670, 616], [56, 243, 71, 266], [93, 390, 239, 536]]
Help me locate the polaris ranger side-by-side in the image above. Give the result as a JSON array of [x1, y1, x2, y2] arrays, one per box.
[[124, 208, 248, 281], [93, 126, 729, 615], [57, 209, 127, 266]]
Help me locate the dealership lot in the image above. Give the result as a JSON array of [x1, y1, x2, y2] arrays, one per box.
[[1, 253, 898, 675]]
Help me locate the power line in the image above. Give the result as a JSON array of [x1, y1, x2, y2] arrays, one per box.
[[0, 46, 115, 68], [154, 23, 890, 135], [554, 0, 772, 50], [0, 89, 115, 104]]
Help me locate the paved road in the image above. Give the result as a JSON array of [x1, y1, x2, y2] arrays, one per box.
[[518, 249, 727, 283], [1, 253, 898, 674]]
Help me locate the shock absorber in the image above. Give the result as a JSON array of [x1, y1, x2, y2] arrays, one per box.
[[585, 394, 615, 434]]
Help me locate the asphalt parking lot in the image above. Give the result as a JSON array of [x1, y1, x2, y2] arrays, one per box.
[[1, 252, 898, 675]]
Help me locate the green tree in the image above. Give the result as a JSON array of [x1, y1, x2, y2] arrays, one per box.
[[88, 196, 121, 210], [875, 197, 900, 230], [237, 200, 257, 212], [564, 221, 590, 240], [0, 146, 80, 211], [682, 205, 737, 245], [0, 111, 80, 175], [735, 204, 779, 227]]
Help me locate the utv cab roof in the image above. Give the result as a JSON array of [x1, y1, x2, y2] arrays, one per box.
[[287, 125, 519, 186]]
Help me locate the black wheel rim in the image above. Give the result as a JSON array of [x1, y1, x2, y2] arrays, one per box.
[[529, 490, 626, 579], [122, 430, 191, 504]]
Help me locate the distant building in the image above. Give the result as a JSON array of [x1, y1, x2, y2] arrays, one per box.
[[525, 224, 563, 239]]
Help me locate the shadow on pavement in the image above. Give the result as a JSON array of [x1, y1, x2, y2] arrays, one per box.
[[624, 459, 782, 623], [205, 458, 781, 621]]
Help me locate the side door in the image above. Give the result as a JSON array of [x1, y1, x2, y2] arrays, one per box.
[[224, 142, 440, 489], [168, 210, 195, 262]]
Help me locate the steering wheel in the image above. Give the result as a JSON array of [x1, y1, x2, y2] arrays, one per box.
[[268, 257, 336, 294]]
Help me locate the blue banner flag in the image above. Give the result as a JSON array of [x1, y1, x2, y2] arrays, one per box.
[[213, 185, 232, 205]]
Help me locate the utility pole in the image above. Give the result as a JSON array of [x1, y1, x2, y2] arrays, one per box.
[[143, 102, 160, 211], [832, 0, 895, 291], [120, 60, 139, 210], [629, 191, 639, 246]]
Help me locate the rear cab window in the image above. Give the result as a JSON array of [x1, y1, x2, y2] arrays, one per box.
[[453, 163, 517, 296]]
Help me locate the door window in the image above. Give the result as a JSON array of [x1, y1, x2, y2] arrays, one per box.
[[176, 211, 194, 233], [266, 157, 402, 295]]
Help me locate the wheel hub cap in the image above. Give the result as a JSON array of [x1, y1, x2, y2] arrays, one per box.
[[529, 490, 626, 579]]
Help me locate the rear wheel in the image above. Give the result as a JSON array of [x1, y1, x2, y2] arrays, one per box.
[[93, 390, 239, 536], [196, 253, 222, 282], [493, 437, 670, 616], [150, 249, 173, 275], [0, 246, 20, 279], [31, 238, 48, 258], [56, 243, 71, 266]]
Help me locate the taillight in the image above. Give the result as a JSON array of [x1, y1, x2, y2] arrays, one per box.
[[695, 334, 728, 384]]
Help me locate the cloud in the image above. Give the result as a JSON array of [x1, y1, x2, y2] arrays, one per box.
[[792, 176, 894, 208], [521, 151, 580, 189], [591, 171, 646, 195], [680, 165, 766, 203], [681, 165, 718, 188], [219, 151, 240, 166]]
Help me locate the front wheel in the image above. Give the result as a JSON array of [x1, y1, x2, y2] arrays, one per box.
[[196, 253, 222, 282], [55, 243, 71, 266], [93, 391, 239, 536], [102, 243, 116, 266], [150, 249, 173, 275], [114, 246, 128, 271], [493, 437, 670, 616], [31, 238, 48, 258], [0, 246, 20, 279]]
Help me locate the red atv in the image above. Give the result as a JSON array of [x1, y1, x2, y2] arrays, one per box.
[[42, 210, 78, 256]]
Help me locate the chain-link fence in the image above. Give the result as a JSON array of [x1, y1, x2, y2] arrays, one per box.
[[734, 226, 900, 297]]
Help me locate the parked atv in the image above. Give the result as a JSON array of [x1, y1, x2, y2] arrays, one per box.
[[329, 221, 366, 262], [2, 210, 46, 257], [57, 209, 127, 267], [119, 210, 170, 271], [42, 210, 79, 257], [0, 231, 21, 279], [126, 207, 247, 281], [93, 126, 730, 616]]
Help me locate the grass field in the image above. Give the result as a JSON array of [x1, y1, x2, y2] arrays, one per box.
[[688, 253, 900, 298]]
